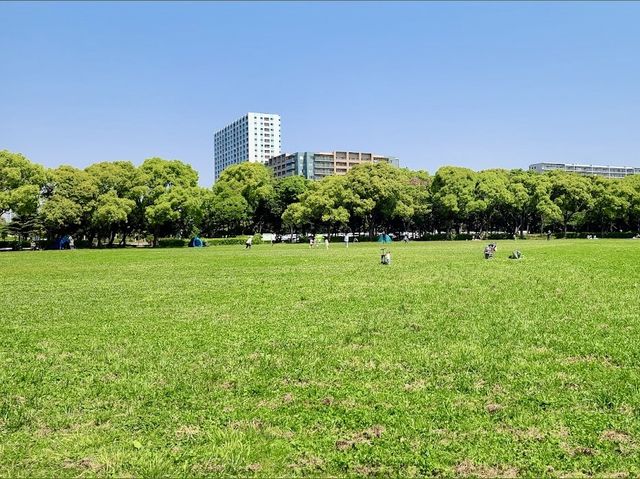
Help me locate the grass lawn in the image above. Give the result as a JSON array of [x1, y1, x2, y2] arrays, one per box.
[[1, 240, 639, 477]]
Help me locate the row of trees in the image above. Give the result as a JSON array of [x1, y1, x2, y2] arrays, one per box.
[[2, 149, 640, 246]]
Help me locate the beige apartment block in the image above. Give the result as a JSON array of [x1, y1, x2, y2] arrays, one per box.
[[268, 151, 399, 180]]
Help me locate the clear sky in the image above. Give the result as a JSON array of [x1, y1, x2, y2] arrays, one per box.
[[2, 1, 640, 185]]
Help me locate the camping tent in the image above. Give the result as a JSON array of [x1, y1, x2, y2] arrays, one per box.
[[54, 236, 70, 250], [377, 234, 392, 243], [189, 237, 203, 247]]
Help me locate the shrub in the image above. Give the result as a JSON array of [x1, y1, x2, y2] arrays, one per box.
[[418, 233, 474, 241], [557, 231, 637, 239], [0, 240, 30, 250], [157, 238, 189, 248], [202, 235, 263, 246], [487, 233, 521, 240]]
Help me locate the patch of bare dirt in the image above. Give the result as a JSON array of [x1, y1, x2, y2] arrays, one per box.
[[336, 425, 385, 451], [601, 430, 631, 443], [220, 380, 236, 390], [498, 425, 545, 441], [289, 454, 324, 471], [486, 403, 503, 414], [62, 457, 103, 472], [454, 459, 518, 478], [404, 380, 427, 392], [244, 463, 262, 473]]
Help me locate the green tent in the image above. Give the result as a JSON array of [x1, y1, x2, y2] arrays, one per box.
[[377, 234, 392, 243]]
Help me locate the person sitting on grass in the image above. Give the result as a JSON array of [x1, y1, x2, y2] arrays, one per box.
[[484, 243, 497, 259], [380, 248, 391, 265], [509, 250, 522, 260]]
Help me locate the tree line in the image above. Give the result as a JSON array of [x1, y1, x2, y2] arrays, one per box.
[[2, 149, 640, 247]]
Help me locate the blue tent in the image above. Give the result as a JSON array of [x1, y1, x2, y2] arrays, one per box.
[[189, 237, 203, 247], [377, 234, 392, 243], [54, 236, 70, 250]]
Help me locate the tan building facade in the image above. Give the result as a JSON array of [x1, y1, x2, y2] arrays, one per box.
[[268, 151, 399, 180]]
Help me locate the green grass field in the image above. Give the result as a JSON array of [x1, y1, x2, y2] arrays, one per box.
[[1, 240, 639, 477]]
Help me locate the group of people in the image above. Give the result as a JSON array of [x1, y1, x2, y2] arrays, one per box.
[[484, 242, 523, 260], [306, 234, 355, 249]]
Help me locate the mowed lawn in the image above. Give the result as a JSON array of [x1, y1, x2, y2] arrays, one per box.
[[1, 240, 639, 477]]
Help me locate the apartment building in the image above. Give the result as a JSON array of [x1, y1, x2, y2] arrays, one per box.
[[213, 112, 281, 181], [267, 151, 399, 180], [529, 162, 640, 179]]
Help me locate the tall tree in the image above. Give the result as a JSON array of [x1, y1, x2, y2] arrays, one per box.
[[215, 163, 275, 232], [86, 161, 142, 245], [145, 187, 204, 245], [0, 150, 46, 217], [40, 165, 99, 240], [346, 162, 408, 236], [201, 185, 250, 236], [431, 166, 476, 235], [548, 171, 593, 233], [138, 157, 200, 245]]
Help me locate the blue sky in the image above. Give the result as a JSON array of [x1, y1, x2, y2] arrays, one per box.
[[2, 1, 639, 185]]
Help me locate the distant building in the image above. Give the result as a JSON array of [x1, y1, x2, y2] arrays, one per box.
[[529, 162, 640, 179], [267, 151, 399, 180], [213, 112, 281, 181]]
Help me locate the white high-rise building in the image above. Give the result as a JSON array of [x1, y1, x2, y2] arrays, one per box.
[[213, 112, 281, 181]]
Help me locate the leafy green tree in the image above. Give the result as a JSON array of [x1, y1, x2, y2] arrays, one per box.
[[201, 185, 250, 236], [282, 202, 311, 238], [39, 196, 84, 238], [581, 177, 629, 233], [86, 161, 142, 245], [295, 175, 354, 237], [139, 157, 199, 194], [621, 175, 640, 232], [268, 175, 311, 232], [0, 150, 46, 217], [215, 162, 275, 231], [502, 170, 552, 236], [86, 161, 139, 197], [548, 171, 593, 233], [431, 166, 476, 235], [138, 157, 200, 244], [346, 162, 409, 236], [92, 191, 136, 246], [468, 169, 512, 235], [40, 165, 99, 240], [145, 187, 204, 245]]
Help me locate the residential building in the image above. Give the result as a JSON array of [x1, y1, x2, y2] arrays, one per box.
[[213, 112, 281, 181], [267, 151, 399, 180], [529, 162, 640, 179]]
